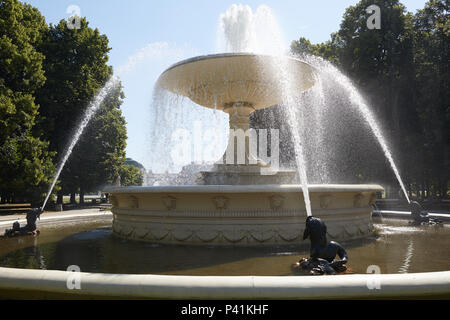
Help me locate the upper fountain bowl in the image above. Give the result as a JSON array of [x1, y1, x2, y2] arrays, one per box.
[[156, 53, 316, 110]]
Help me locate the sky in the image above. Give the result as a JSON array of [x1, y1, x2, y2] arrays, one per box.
[[23, 0, 429, 172]]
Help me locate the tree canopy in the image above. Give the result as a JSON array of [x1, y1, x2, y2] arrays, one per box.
[[0, 0, 55, 205], [0, 0, 143, 206], [291, 0, 449, 199]]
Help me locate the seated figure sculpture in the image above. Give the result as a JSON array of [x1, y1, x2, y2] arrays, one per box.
[[409, 201, 442, 225], [3, 207, 42, 237], [293, 216, 349, 275]]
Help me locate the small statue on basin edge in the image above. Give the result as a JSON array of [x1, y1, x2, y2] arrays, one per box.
[[293, 216, 350, 275], [409, 201, 442, 226], [3, 207, 42, 238]]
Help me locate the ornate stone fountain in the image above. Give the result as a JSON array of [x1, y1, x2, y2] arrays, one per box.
[[105, 53, 383, 245]]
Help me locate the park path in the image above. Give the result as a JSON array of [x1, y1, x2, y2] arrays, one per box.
[[0, 208, 112, 229]]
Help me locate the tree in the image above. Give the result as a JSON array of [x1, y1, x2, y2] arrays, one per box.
[[67, 81, 135, 202], [291, 34, 342, 66], [412, 0, 449, 198], [289, 0, 449, 199], [35, 17, 113, 204], [119, 164, 144, 187], [0, 0, 55, 205]]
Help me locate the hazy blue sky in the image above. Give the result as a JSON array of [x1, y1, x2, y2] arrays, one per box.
[[24, 0, 428, 171]]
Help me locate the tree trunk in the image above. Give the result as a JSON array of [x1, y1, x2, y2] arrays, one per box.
[[79, 188, 85, 205], [57, 191, 63, 205], [421, 181, 425, 201], [443, 180, 448, 199], [70, 193, 76, 204]]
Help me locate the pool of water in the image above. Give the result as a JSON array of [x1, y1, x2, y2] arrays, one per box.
[[0, 218, 448, 276]]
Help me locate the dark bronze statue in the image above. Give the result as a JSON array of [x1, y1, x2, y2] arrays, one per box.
[[409, 201, 442, 225], [3, 207, 42, 237], [293, 216, 349, 275]]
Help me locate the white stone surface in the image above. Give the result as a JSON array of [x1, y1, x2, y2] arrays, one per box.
[[105, 184, 383, 245], [0, 267, 448, 299]]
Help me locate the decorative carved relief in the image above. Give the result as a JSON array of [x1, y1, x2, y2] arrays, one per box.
[[195, 229, 220, 242], [353, 193, 365, 208], [222, 228, 247, 242], [326, 226, 343, 239], [121, 225, 133, 237], [143, 232, 154, 241], [134, 227, 149, 239], [162, 196, 176, 210], [110, 195, 118, 207], [212, 196, 229, 210], [251, 229, 275, 242], [172, 228, 194, 241], [319, 194, 333, 209], [150, 228, 169, 240], [112, 221, 122, 234], [344, 224, 358, 237], [278, 229, 301, 241], [368, 192, 377, 205], [358, 223, 370, 235], [111, 220, 373, 244], [269, 195, 284, 210], [129, 195, 139, 209]]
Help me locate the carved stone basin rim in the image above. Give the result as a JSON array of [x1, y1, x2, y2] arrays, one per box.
[[103, 184, 384, 194]]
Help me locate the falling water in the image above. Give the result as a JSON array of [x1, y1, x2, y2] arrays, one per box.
[[217, 4, 285, 55], [42, 41, 198, 206], [300, 77, 331, 184], [268, 55, 314, 217], [217, 4, 313, 216], [41, 76, 119, 209], [303, 55, 411, 203], [398, 238, 414, 273], [283, 96, 313, 217], [42, 4, 410, 215]]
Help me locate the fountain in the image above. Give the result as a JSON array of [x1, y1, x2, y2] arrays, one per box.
[[103, 5, 385, 246], [105, 53, 383, 245], [0, 4, 448, 300]]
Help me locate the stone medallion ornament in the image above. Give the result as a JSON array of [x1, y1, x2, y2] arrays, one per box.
[[162, 196, 176, 210]]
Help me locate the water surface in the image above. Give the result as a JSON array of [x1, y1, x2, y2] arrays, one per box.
[[0, 218, 448, 276]]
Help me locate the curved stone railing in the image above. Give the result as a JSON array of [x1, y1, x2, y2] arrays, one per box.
[[0, 267, 449, 299]]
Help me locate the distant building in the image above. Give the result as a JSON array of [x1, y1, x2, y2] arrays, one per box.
[[145, 162, 214, 186], [125, 158, 145, 170]]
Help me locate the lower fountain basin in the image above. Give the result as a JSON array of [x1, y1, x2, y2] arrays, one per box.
[[0, 216, 449, 299], [104, 184, 383, 245]]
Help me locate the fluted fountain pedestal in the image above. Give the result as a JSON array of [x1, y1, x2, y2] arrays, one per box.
[[198, 164, 296, 185]]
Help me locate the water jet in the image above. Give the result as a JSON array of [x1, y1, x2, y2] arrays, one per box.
[[105, 53, 383, 245]]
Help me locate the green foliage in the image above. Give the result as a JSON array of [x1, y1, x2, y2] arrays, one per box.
[[1, 1, 134, 204], [68, 81, 131, 193], [290, 0, 449, 198], [411, 0, 449, 196], [34, 17, 128, 200], [0, 0, 55, 205], [291, 34, 342, 66], [338, 0, 415, 97], [119, 164, 144, 187], [35, 17, 112, 153]]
